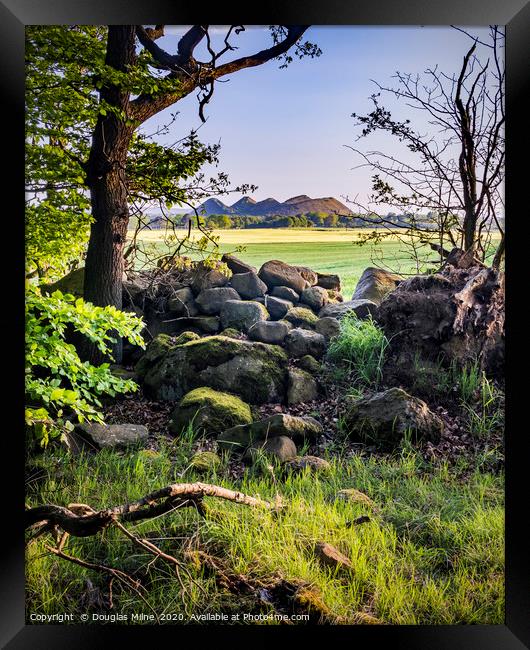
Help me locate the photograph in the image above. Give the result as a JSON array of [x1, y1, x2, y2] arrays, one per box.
[[22, 20, 510, 633]]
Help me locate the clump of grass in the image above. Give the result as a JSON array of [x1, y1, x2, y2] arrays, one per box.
[[327, 314, 389, 389], [462, 373, 503, 439]]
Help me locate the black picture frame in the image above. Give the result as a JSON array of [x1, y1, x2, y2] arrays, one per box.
[[5, 1, 528, 647]]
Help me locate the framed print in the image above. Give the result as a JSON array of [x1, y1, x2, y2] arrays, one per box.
[[5, 0, 528, 646]]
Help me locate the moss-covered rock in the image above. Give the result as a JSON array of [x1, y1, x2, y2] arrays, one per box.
[[190, 450, 222, 473], [218, 413, 322, 452], [220, 300, 269, 332], [173, 331, 201, 346], [169, 387, 252, 437], [134, 334, 175, 379], [135, 332, 199, 379], [342, 387, 444, 449], [143, 335, 288, 404], [221, 327, 242, 339], [284, 306, 319, 329], [335, 488, 375, 508], [297, 355, 322, 375]]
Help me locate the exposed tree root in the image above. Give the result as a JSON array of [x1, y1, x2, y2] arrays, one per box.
[[27, 483, 277, 617], [25, 481, 277, 537], [377, 247, 504, 378]]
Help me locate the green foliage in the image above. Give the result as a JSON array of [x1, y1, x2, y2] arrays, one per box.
[[327, 313, 389, 388], [25, 26, 104, 279], [25, 286, 145, 446], [25, 26, 250, 280]]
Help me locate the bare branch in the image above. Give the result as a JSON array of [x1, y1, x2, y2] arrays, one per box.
[[26, 482, 278, 536]]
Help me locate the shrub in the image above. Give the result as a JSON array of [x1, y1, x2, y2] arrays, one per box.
[[25, 285, 145, 447], [327, 313, 389, 388]]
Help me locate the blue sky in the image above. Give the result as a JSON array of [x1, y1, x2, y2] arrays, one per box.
[[142, 26, 493, 208]]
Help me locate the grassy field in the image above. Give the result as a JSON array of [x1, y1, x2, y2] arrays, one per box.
[[130, 228, 440, 298]]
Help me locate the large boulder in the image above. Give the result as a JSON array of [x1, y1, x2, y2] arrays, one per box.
[[284, 306, 319, 329], [167, 287, 198, 317], [285, 328, 327, 359], [352, 267, 401, 305], [143, 335, 288, 404], [220, 300, 269, 332], [271, 286, 300, 303], [258, 260, 310, 294], [195, 287, 240, 315], [230, 272, 268, 299], [319, 299, 377, 320], [248, 320, 292, 345], [221, 254, 256, 275], [287, 368, 318, 404], [243, 436, 298, 465], [315, 316, 341, 339], [316, 273, 341, 291], [342, 387, 444, 449], [71, 423, 149, 450], [169, 387, 252, 437], [301, 286, 329, 311], [190, 261, 230, 294], [218, 413, 323, 452], [293, 265, 318, 286], [167, 316, 220, 335], [263, 296, 293, 320]]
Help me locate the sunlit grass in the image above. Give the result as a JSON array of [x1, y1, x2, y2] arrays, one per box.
[[327, 313, 389, 389], [26, 440, 504, 625]]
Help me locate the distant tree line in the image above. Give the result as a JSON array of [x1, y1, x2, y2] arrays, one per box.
[[136, 210, 432, 230]]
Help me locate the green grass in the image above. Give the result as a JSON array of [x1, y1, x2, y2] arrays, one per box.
[[327, 314, 389, 389], [26, 439, 504, 625]]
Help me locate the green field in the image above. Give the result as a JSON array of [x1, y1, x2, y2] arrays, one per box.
[[131, 228, 440, 297]]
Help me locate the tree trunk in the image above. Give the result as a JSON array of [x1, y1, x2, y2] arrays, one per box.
[[83, 26, 136, 364]]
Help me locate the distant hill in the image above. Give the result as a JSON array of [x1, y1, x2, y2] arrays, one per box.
[[193, 194, 353, 218], [196, 198, 237, 215], [231, 196, 257, 211]]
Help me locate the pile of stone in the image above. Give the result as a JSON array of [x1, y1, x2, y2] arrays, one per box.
[[51, 257, 432, 463], [121, 255, 383, 346]]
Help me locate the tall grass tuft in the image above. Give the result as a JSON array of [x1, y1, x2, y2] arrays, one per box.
[[327, 313, 389, 389]]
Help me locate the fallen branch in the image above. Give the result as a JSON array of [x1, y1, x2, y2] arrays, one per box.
[[26, 482, 276, 537]]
